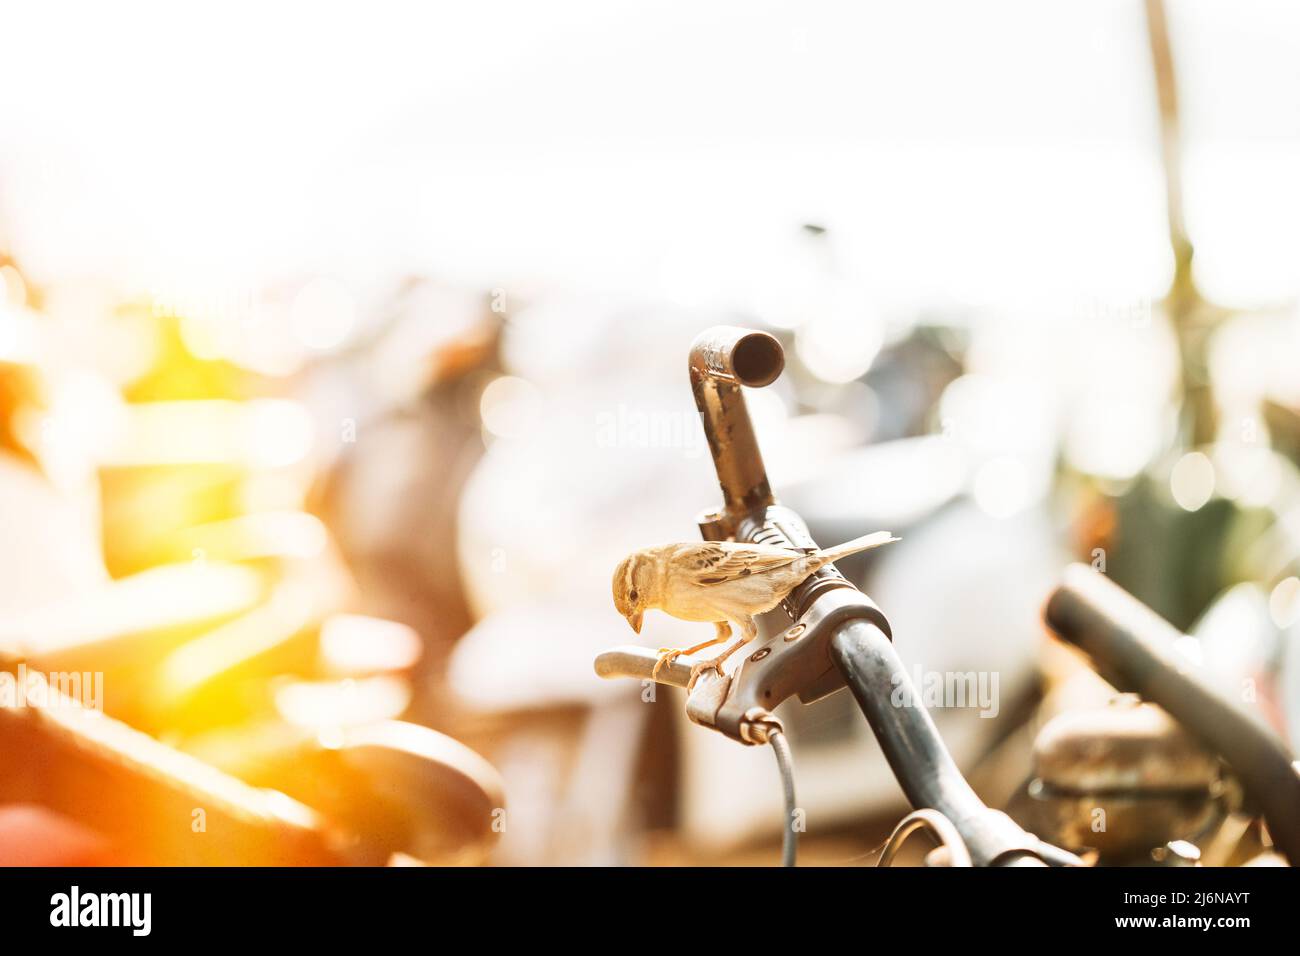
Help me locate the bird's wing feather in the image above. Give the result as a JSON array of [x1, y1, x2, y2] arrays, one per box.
[[673, 542, 805, 585]]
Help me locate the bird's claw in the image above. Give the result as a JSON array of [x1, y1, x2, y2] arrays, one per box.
[[686, 659, 727, 690], [652, 648, 727, 688], [652, 647, 682, 680]]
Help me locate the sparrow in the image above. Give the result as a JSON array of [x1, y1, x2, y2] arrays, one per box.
[[611, 531, 898, 685]]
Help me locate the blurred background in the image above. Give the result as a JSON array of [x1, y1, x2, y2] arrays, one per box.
[[0, 0, 1298, 865]]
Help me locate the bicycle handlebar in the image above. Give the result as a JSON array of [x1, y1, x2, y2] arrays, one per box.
[[1045, 563, 1300, 865], [594, 645, 693, 688], [829, 619, 1068, 866], [594, 325, 1078, 866]]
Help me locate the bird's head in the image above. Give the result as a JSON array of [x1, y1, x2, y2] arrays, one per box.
[[611, 551, 652, 634]]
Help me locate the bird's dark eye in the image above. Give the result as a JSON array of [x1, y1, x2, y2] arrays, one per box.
[[629, 589, 638, 602]]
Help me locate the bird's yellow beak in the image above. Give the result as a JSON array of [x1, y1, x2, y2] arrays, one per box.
[[626, 610, 643, 634]]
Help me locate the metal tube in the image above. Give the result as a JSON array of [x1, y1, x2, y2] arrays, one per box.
[[688, 327, 784, 521], [829, 620, 1046, 866]]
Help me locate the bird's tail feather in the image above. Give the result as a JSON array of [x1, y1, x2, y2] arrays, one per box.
[[816, 531, 899, 563]]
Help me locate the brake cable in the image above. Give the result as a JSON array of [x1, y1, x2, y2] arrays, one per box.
[[768, 728, 798, 867], [878, 809, 972, 868]]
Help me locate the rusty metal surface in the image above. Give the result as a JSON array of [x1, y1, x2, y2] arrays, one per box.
[[688, 326, 783, 532], [1044, 563, 1300, 865], [1034, 698, 1219, 794], [1030, 697, 1221, 860]]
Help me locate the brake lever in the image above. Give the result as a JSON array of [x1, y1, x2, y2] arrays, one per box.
[[593, 646, 746, 739], [596, 583, 889, 744]]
